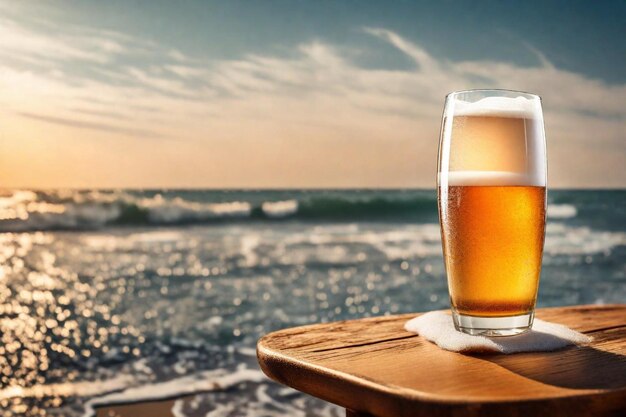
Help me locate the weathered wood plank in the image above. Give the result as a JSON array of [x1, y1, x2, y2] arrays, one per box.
[[258, 304, 626, 417]]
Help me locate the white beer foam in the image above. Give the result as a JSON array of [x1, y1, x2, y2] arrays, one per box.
[[442, 170, 545, 187], [453, 96, 540, 118]]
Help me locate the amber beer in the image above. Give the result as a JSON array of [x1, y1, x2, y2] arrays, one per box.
[[438, 91, 547, 335], [440, 180, 546, 317]]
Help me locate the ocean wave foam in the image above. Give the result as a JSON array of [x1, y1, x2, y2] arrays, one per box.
[[0, 374, 134, 401], [545, 223, 626, 255], [142, 196, 252, 223], [285, 223, 443, 261], [82, 366, 267, 417], [262, 200, 298, 218], [0, 190, 438, 232], [286, 222, 624, 260], [0, 359, 275, 417], [0, 191, 258, 231], [547, 204, 577, 219]]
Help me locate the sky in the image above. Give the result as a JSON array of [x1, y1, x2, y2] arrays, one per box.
[[0, 0, 625, 189]]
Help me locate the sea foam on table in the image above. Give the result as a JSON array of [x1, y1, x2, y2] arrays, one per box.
[[405, 311, 592, 354]]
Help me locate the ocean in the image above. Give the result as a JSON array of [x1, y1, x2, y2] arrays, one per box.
[[0, 189, 624, 416]]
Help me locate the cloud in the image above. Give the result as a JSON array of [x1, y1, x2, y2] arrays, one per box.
[[70, 107, 131, 121], [0, 12, 624, 187], [0, 16, 130, 65], [363, 27, 438, 72], [16, 112, 167, 140]]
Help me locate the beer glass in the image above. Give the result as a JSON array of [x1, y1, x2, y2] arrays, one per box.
[[438, 89, 547, 336]]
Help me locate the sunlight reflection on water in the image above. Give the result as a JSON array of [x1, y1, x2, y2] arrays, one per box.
[[0, 190, 623, 416]]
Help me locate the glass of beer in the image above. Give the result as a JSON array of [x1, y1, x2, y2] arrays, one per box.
[[438, 89, 547, 336]]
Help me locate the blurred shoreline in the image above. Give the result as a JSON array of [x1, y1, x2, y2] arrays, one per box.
[[95, 400, 176, 417]]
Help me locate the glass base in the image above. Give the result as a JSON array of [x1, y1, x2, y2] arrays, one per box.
[[452, 310, 534, 336]]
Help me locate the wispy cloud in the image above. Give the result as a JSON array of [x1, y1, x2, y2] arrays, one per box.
[[17, 112, 166, 139], [0, 16, 134, 65], [0, 12, 624, 187]]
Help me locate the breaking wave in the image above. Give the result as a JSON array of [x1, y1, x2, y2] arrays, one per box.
[[82, 366, 267, 417], [0, 189, 439, 231], [546, 204, 577, 219], [0, 189, 583, 232]]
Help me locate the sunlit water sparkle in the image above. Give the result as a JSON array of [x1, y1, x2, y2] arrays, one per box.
[[0, 189, 624, 416]]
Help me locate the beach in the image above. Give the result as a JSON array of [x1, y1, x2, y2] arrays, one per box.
[[0, 189, 624, 416], [95, 399, 176, 417]]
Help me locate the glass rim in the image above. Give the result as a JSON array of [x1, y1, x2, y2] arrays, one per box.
[[446, 88, 541, 101]]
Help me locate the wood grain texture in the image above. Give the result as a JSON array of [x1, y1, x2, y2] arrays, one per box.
[[257, 305, 626, 417]]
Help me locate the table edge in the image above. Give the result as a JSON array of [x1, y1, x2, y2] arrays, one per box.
[[257, 304, 626, 411]]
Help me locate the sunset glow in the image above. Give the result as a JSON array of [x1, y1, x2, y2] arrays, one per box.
[[1, 2, 624, 188]]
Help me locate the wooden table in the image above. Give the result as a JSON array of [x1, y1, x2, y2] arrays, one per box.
[[257, 304, 626, 417]]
